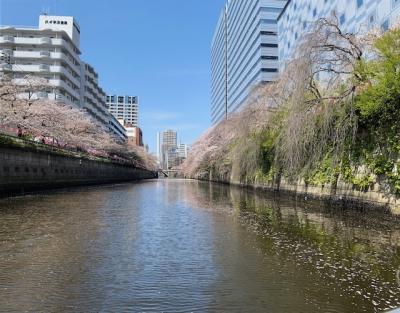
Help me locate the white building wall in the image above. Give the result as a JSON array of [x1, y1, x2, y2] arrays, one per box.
[[178, 143, 189, 159], [0, 30, 81, 107], [39, 15, 81, 47], [0, 15, 126, 141]]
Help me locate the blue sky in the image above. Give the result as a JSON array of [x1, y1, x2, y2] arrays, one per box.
[[0, 0, 226, 153]]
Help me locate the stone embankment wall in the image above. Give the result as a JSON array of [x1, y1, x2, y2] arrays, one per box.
[[0, 146, 157, 197], [199, 169, 400, 214]]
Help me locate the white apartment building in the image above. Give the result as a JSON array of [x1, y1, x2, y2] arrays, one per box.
[[211, 0, 287, 124], [278, 0, 400, 67], [0, 15, 126, 141], [106, 95, 139, 127], [178, 143, 190, 159]]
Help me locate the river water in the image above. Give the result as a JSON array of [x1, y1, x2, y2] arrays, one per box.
[[0, 179, 399, 312]]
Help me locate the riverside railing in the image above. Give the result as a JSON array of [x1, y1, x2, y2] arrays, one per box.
[[0, 132, 138, 167]]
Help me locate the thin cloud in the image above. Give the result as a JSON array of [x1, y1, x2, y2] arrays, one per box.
[[147, 123, 202, 131], [162, 123, 202, 131], [142, 111, 183, 121], [158, 68, 209, 78]]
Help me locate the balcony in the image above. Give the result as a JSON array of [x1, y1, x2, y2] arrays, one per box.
[[40, 37, 52, 44], [1, 49, 13, 55], [49, 79, 80, 100], [2, 35, 14, 43], [50, 65, 81, 87], [36, 91, 48, 99], [40, 51, 51, 57], [0, 64, 12, 71], [38, 64, 50, 72]]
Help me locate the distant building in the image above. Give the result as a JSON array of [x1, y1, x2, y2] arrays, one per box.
[[211, 0, 287, 124], [178, 143, 189, 159], [107, 95, 139, 127], [0, 15, 126, 141], [119, 119, 143, 146], [157, 132, 162, 165], [157, 129, 178, 169], [163, 129, 177, 148], [278, 0, 400, 69]]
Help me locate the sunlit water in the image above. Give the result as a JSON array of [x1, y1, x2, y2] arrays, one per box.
[[0, 179, 399, 312]]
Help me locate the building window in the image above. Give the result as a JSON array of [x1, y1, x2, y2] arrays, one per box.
[[261, 43, 278, 48], [357, 0, 363, 8], [261, 31, 277, 36], [382, 20, 389, 31], [340, 14, 346, 25], [261, 68, 278, 73], [260, 19, 276, 24], [369, 14, 375, 24], [261, 56, 278, 60], [118, 96, 124, 103]]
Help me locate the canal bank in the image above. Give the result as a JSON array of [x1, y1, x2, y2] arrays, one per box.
[[191, 169, 400, 215], [0, 137, 157, 197]]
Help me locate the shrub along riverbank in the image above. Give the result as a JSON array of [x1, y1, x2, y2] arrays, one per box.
[[183, 17, 400, 211]]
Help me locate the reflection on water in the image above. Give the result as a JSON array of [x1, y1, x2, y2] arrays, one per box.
[[0, 180, 399, 312]]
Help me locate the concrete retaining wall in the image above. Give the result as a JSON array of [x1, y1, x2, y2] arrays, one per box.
[[0, 146, 157, 197], [197, 169, 400, 214]]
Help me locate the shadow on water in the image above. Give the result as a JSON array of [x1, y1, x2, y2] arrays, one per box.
[[187, 181, 400, 312]]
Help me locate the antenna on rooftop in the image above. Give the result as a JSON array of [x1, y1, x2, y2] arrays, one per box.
[[41, 6, 50, 15]]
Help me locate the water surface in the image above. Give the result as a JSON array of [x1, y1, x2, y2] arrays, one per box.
[[0, 180, 399, 312]]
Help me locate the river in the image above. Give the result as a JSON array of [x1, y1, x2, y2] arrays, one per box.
[[0, 179, 399, 312]]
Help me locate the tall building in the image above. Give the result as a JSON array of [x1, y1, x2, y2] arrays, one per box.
[[0, 15, 126, 141], [82, 63, 126, 140], [162, 129, 177, 148], [157, 130, 178, 169], [157, 132, 162, 165], [106, 95, 139, 127], [211, 0, 287, 124], [278, 0, 400, 68], [178, 143, 190, 159]]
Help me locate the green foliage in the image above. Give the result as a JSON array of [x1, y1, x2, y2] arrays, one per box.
[[305, 153, 340, 187], [355, 29, 400, 142], [194, 28, 400, 196]]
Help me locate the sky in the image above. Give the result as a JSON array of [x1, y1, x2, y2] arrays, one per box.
[[0, 0, 226, 153]]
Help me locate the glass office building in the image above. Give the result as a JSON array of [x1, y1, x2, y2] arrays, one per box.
[[278, 0, 400, 68], [211, 0, 287, 124]]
